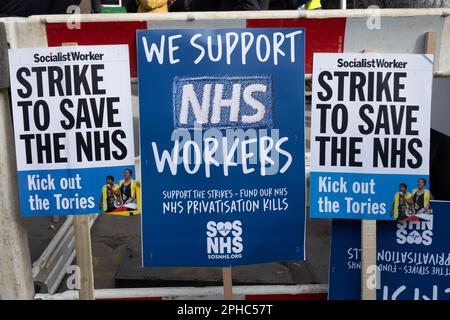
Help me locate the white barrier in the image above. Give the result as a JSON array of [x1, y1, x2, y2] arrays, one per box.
[[35, 284, 328, 300]]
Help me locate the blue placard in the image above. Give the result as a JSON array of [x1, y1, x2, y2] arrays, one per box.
[[137, 28, 306, 267], [329, 201, 450, 300]]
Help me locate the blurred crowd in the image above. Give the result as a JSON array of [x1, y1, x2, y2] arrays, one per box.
[[137, 0, 320, 12], [0, 0, 449, 17]]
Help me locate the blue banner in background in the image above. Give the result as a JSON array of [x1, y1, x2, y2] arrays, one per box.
[[329, 201, 450, 300], [137, 28, 306, 267]]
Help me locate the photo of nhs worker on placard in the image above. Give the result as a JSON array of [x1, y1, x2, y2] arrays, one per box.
[[99, 168, 140, 216], [390, 178, 433, 222]]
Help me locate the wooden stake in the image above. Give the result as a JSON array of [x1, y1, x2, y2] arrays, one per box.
[[62, 42, 95, 300], [73, 215, 95, 300], [425, 32, 436, 56], [361, 48, 377, 300], [79, 0, 93, 13], [222, 267, 233, 300], [361, 220, 377, 300]]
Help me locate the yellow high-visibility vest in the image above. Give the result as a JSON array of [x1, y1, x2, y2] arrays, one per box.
[[101, 184, 120, 212], [393, 192, 411, 218], [106, 181, 142, 217], [306, 0, 322, 10], [411, 189, 430, 209], [119, 179, 137, 198]]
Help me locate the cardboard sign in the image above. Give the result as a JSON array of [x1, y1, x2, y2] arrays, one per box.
[[329, 201, 450, 300], [8, 45, 136, 216], [310, 53, 433, 220], [137, 28, 306, 267]]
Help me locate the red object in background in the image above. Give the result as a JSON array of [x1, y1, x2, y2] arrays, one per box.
[[46, 21, 147, 77], [247, 18, 346, 74], [402, 215, 423, 222], [111, 206, 129, 212], [47, 19, 346, 76]]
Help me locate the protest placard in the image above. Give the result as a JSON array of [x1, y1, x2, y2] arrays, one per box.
[[8, 45, 136, 216], [329, 201, 450, 300], [310, 53, 433, 220], [137, 28, 306, 266]]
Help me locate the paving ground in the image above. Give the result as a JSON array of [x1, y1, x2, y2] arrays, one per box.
[[93, 212, 330, 289], [25, 216, 67, 263], [25, 210, 330, 291]]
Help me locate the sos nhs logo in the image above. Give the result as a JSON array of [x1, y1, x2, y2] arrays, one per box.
[[206, 220, 243, 260], [396, 215, 433, 246]]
